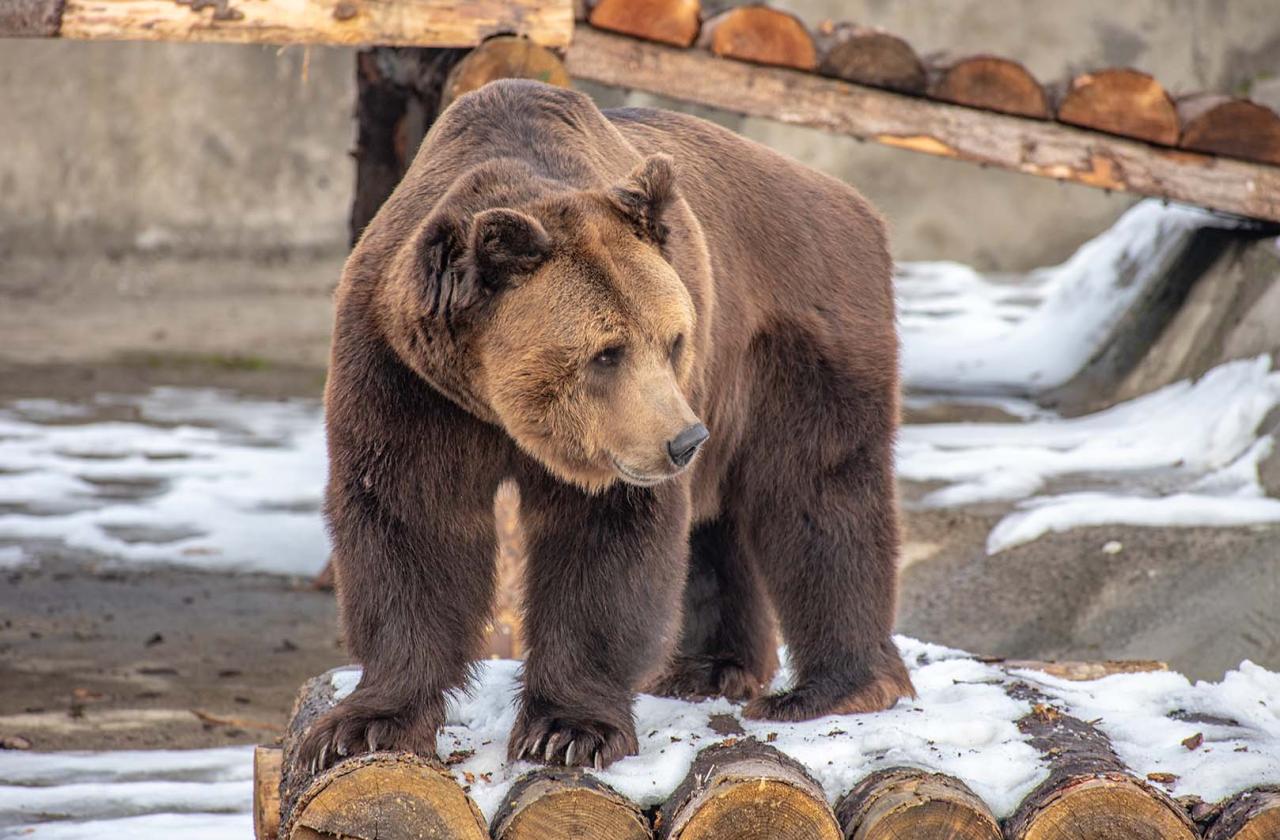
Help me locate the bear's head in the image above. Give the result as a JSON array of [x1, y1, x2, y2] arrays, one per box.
[[386, 154, 706, 493]]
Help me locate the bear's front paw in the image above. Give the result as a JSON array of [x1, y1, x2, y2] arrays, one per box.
[[296, 699, 442, 775], [648, 654, 770, 702], [508, 706, 638, 770], [743, 671, 914, 722]]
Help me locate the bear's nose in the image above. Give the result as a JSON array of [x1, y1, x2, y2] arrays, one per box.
[[667, 423, 709, 468]]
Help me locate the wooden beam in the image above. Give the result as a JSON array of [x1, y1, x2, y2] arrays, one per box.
[[254, 746, 283, 840], [564, 25, 1280, 223], [6, 0, 574, 48]]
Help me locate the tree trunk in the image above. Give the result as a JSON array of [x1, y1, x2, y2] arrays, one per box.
[[656, 738, 841, 840], [1055, 68, 1180, 146], [491, 768, 650, 840], [836, 767, 1000, 840], [696, 6, 817, 71]]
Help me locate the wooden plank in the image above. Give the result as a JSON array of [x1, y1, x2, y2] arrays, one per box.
[[27, 0, 574, 47], [657, 739, 840, 840], [492, 768, 650, 840], [564, 25, 1280, 223], [836, 767, 1000, 840], [254, 745, 283, 840]]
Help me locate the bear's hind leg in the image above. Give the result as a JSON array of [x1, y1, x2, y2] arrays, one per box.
[[735, 330, 915, 722], [647, 515, 778, 701]]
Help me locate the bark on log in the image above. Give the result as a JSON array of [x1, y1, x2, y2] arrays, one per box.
[[350, 47, 465, 245], [815, 21, 925, 95], [0, 0, 64, 36], [927, 54, 1049, 119], [588, 0, 700, 47], [1204, 786, 1280, 840], [491, 768, 650, 840], [255, 745, 283, 840], [1178, 94, 1280, 166], [1056, 68, 1180, 146], [837, 767, 1000, 840], [28, 0, 573, 47], [656, 738, 841, 840], [696, 6, 817, 72], [441, 35, 571, 111], [278, 668, 488, 840], [1003, 698, 1198, 840], [564, 26, 1280, 223]]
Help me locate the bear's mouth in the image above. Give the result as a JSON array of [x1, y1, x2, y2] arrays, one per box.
[[611, 457, 672, 487]]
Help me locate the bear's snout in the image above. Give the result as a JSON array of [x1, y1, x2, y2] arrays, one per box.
[[666, 423, 709, 468]]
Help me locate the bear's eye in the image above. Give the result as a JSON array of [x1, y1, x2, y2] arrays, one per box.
[[592, 345, 625, 369], [669, 334, 685, 365]]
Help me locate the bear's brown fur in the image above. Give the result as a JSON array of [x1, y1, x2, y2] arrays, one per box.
[[299, 80, 914, 772]]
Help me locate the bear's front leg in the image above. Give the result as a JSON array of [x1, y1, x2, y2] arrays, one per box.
[[296, 388, 507, 774], [509, 472, 690, 769]]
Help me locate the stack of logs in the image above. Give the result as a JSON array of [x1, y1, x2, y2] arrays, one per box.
[[253, 662, 1280, 840], [579, 0, 1280, 167]]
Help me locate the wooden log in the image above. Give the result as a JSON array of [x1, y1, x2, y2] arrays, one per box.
[[1204, 786, 1280, 840], [15, 0, 574, 47], [254, 745, 283, 840], [1178, 94, 1280, 166], [564, 26, 1280, 223], [279, 669, 488, 840], [815, 21, 925, 95], [656, 739, 841, 840], [490, 480, 526, 659], [1003, 699, 1198, 840], [492, 768, 650, 840], [837, 767, 1000, 840], [588, 0, 700, 48], [927, 54, 1049, 119], [441, 36, 572, 111], [979, 658, 1168, 681], [696, 5, 817, 72], [1056, 68, 1180, 146]]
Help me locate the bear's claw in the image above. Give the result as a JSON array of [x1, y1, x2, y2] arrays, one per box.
[[296, 701, 441, 776], [648, 654, 771, 702], [508, 711, 638, 769], [743, 671, 915, 721]]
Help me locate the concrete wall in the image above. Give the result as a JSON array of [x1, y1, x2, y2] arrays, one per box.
[[0, 1, 1277, 270]]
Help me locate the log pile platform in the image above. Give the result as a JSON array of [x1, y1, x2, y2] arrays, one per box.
[[253, 657, 1280, 840], [4, 0, 1280, 223]]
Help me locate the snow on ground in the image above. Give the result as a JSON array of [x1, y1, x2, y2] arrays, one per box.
[[897, 200, 1246, 394], [899, 355, 1280, 552], [8, 640, 1275, 837], [0, 388, 327, 576]]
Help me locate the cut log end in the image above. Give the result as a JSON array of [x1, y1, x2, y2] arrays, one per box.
[[697, 6, 817, 72], [441, 36, 571, 111], [284, 752, 488, 840], [1057, 68, 1180, 146], [815, 22, 925, 94], [1178, 95, 1280, 165], [658, 739, 840, 840], [492, 769, 649, 840], [928, 54, 1049, 119], [1205, 787, 1280, 840], [836, 767, 1000, 840], [588, 0, 700, 48]]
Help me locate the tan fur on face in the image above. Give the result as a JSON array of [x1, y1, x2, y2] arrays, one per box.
[[478, 194, 698, 492]]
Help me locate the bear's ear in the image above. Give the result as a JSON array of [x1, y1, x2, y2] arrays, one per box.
[[609, 154, 677, 245], [468, 208, 552, 281], [413, 209, 549, 325]]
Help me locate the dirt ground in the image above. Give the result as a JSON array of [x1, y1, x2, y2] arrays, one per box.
[[0, 255, 1277, 753]]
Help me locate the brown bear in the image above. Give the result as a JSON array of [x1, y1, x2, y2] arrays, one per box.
[[299, 79, 914, 772]]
